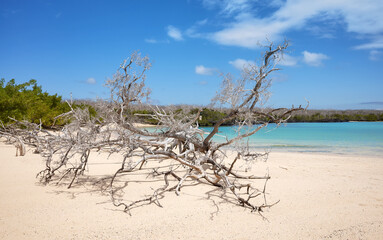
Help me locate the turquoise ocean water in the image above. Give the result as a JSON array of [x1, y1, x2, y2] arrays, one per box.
[[200, 122, 383, 156]]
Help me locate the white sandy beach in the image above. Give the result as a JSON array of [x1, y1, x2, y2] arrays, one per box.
[[1, 141, 383, 240], [133, 123, 158, 128]]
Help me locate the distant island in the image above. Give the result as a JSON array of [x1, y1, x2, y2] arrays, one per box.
[[1, 78, 382, 128], [131, 107, 383, 127]]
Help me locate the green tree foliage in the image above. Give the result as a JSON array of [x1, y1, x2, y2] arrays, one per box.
[[199, 108, 232, 126], [131, 106, 383, 126], [130, 109, 159, 125], [2, 78, 381, 127], [0, 78, 70, 126], [289, 111, 383, 122]]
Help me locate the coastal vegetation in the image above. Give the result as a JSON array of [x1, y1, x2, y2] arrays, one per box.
[[133, 107, 383, 126], [1, 78, 382, 129], [0, 78, 96, 127]]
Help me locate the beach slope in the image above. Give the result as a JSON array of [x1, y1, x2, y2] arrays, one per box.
[[1, 142, 382, 239]]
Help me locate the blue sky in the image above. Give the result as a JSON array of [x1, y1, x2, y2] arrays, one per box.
[[1, 0, 383, 109]]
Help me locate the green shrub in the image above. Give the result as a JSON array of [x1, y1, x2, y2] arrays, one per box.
[[0, 78, 70, 127]]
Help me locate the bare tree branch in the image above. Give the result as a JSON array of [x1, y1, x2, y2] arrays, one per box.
[[1, 42, 305, 215]]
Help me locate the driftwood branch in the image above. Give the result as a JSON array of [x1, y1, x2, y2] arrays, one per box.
[[1, 42, 305, 215]]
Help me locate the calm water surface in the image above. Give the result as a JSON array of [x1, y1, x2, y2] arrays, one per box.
[[200, 122, 383, 156]]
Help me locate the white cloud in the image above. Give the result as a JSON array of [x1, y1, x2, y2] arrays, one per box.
[[145, 38, 157, 44], [369, 50, 382, 61], [278, 54, 298, 66], [269, 0, 284, 8], [202, 0, 254, 16], [86, 77, 96, 84], [201, 0, 383, 49], [306, 25, 336, 39], [167, 25, 183, 41], [144, 38, 170, 44], [195, 65, 216, 75], [354, 38, 383, 50], [302, 51, 329, 66], [228, 58, 254, 70], [186, 19, 208, 38], [210, 18, 284, 48], [229, 54, 297, 69]]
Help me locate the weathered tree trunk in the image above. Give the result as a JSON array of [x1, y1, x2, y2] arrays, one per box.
[[1, 43, 306, 215]]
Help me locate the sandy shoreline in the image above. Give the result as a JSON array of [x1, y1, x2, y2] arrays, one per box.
[[132, 122, 157, 128], [1, 141, 383, 239]]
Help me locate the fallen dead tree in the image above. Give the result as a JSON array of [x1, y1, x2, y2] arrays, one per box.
[[1, 42, 306, 215]]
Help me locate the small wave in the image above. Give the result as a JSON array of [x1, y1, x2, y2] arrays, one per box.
[[270, 144, 316, 148]]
